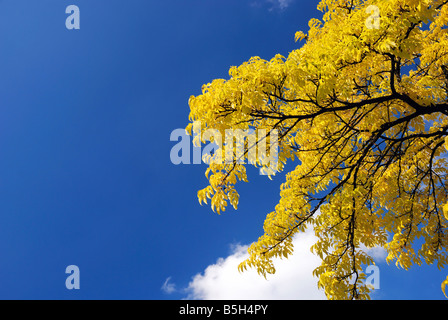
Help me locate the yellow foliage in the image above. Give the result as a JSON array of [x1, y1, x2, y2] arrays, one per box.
[[187, 0, 448, 299]]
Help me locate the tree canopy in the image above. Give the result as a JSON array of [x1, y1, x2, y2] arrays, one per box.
[[187, 0, 448, 299]]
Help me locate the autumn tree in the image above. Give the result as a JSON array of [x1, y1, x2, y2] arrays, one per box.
[[186, 0, 448, 299]]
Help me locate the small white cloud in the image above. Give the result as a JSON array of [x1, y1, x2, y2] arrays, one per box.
[[267, 0, 293, 10], [184, 230, 326, 300], [161, 276, 177, 294], [276, 0, 293, 9], [251, 0, 293, 11], [363, 245, 388, 261]]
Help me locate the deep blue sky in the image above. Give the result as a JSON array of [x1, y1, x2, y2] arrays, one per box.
[[0, 0, 446, 300]]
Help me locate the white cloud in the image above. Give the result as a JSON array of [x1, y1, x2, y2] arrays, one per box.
[[184, 230, 326, 300], [362, 245, 388, 261], [267, 0, 293, 10], [162, 221, 387, 299], [276, 0, 293, 9], [161, 276, 177, 294], [251, 0, 293, 10]]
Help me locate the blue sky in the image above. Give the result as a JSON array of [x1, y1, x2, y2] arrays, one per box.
[[0, 0, 446, 300]]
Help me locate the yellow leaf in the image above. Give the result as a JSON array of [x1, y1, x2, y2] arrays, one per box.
[[442, 276, 448, 299], [295, 31, 307, 42]]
